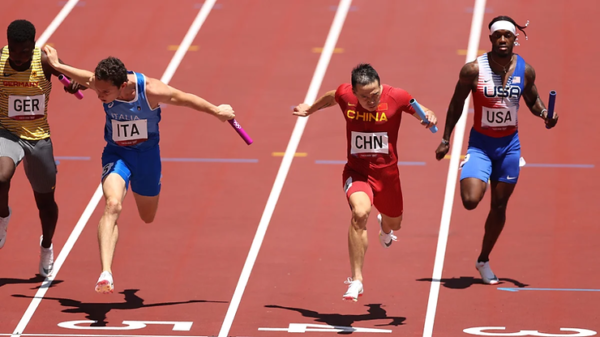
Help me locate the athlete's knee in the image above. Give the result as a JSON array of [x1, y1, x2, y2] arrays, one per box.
[[490, 185, 515, 212], [348, 191, 371, 229], [133, 193, 159, 224], [461, 186, 484, 210], [0, 174, 11, 185], [460, 178, 487, 210], [351, 205, 371, 229], [104, 197, 123, 216], [386, 215, 403, 231], [0, 164, 15, 184], [37, 200, 58, 216], [462, 197, 480, 211], [490, 198, 509, 212], [461, 191, 481, 210], [34, 191, 57, 209], [139, 211, 156, 224]]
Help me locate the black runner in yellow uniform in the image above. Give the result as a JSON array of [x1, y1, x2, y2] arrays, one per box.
[[0, 20, 83, 277]]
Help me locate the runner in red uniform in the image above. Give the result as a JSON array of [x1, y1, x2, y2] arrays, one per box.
[[293, 64, 437, 301]]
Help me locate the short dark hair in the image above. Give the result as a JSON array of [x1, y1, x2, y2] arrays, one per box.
[[95, 57, 128, 87], [351, 63, 380, 89], [489, 16, 528, 39], [7, 20, 36, 43]]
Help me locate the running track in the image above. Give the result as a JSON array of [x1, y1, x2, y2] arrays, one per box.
[[0, 1, 598, 337]]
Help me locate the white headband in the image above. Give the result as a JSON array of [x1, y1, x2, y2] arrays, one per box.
[[490, 20, 516, 35]]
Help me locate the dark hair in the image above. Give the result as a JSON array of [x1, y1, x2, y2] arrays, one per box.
[[95, 57, 128, 87], [489, 16, 528, 39], [351, 63, 380, 89], [7, 20, 36, 43]]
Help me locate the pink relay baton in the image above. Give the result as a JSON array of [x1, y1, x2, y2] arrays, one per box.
[[228, 119, 253, 145], [58, 74, 84, 99]]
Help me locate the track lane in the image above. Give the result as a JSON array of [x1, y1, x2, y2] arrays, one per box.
[[225, 1, 475, 336], [433, 2, 600, 336]]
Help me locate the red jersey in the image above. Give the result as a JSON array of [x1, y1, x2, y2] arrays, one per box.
[[335, 83, 417, 172]]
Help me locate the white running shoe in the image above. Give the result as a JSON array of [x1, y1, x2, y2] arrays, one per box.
[[378, 214, 397, 249], [0, 208, 11, 249], [39, 236, 54, 277], [342, 277, 363, 301], [476, 261, 499, 285], [95, 271, 114, 294]]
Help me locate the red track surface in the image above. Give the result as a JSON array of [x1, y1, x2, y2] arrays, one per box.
[[0, 0, 598, 337]]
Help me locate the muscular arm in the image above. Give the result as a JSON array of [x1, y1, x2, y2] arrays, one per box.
[[522, 63, 546, 118], [442, 61, 478, 141], [50, 63, 95, 90], [294, 90, 337, 117], [306, 90, 338, 114], [146, 77, 220, 115]]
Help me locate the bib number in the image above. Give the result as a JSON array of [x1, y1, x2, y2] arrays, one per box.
[[8, 94, 45, 120], [482, 106, 517, 128], [111, 119, 148, 146], [351, 131, 389, 154]]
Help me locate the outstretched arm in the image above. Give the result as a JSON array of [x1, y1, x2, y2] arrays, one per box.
[[522, 63, 558, 128], [145, 77, 235, 122], [42, 45, 96, 90], [292, 90, 337, 117], [435, 61, 478, 160]]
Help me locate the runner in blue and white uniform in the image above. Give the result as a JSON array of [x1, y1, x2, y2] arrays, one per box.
[[43, 45, 236, 294], [435, 16, 559, 284]]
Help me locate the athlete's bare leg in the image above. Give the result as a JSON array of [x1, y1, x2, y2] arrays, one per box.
[[478, 181, 516, 262], [348, 191, 371, 283], [98, 173, 127, 273]]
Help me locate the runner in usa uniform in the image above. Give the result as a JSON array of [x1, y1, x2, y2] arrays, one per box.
[[0, 20, 82, 277], [43, 45, 236, 294], [293, 64, 437, 301], [435, 16, 559, 284]]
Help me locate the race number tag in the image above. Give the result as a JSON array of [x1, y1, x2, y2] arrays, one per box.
[[481, 106, 517, 128], [351, 131, 389, 154], [111, 119, 148, 146], [8, 94, 46, 120]]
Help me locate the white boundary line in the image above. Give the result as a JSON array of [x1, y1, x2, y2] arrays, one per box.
[[10, 2, 217, 336], [421, 0, 487, 336], [35, 0, 80, 47], [217, 1, 353, 336]]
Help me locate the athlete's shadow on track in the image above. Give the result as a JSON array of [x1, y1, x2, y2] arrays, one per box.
[[416, 276, 528, 289], [265, 303, 405, 333], [13, 289, 227, 326], [0, 275, 63, 289]]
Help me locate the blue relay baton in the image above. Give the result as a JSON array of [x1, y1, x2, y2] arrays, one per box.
[[546, 90, 556, 129], [409, 98, 438, 133]]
